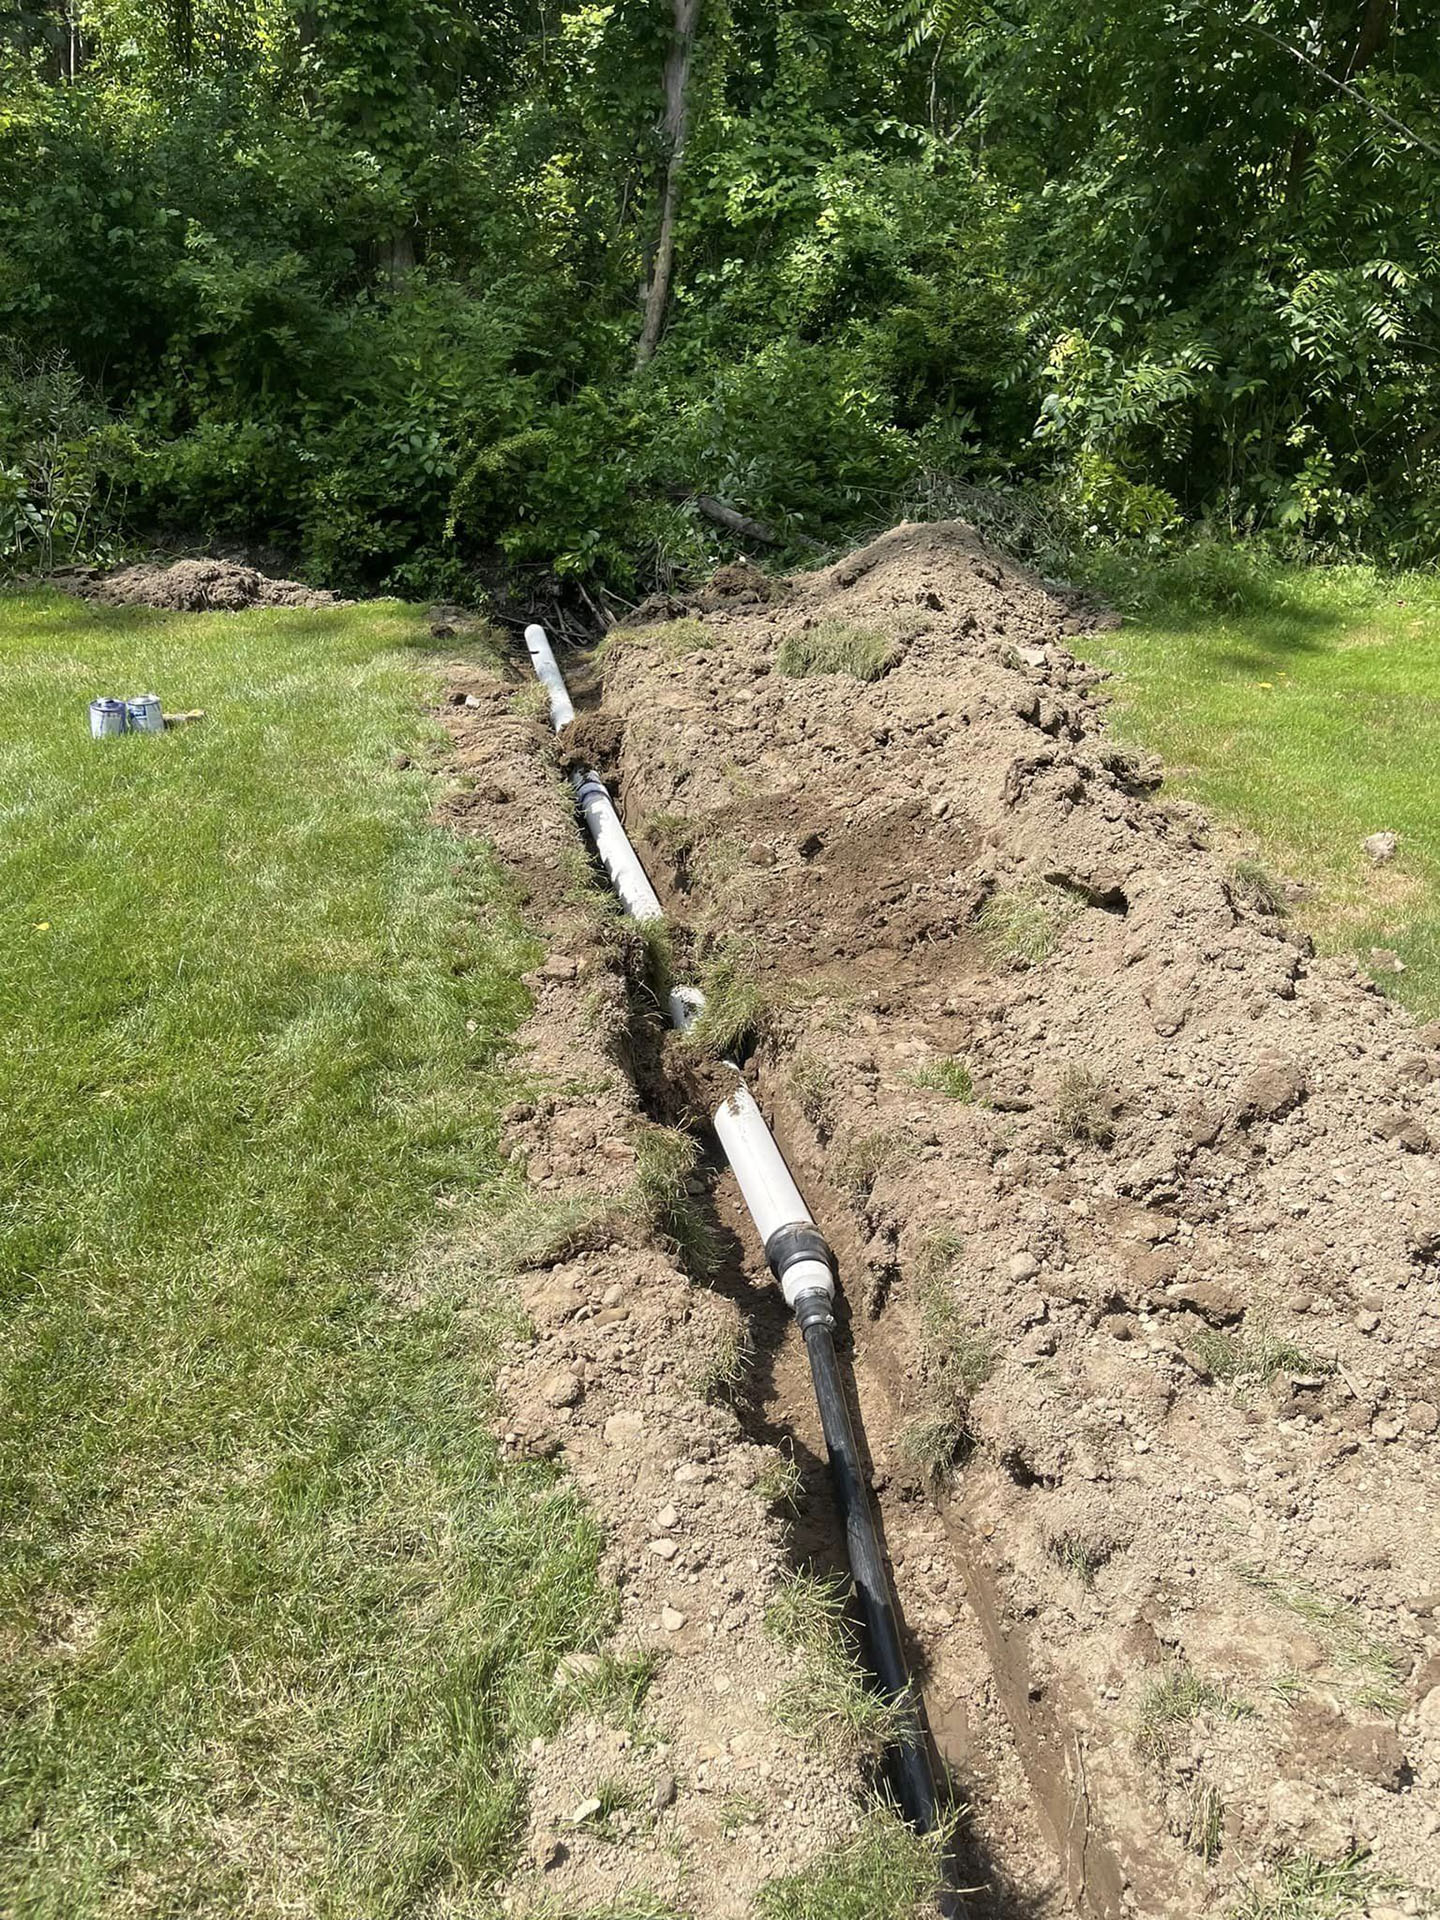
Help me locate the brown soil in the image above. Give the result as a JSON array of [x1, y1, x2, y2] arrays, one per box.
[[56, 557, 340, 610], [431, 520, 1440, 1918]]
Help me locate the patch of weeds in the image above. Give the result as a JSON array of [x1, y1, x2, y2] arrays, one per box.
[[1135, 1664, 1255, 1762], [910, 1055, 976, 1101], [899, 1402, 971, 1483], [717, 1789, 766, 1830], [1270, 1669, 1308, 1706], [753, 1450, 805, 1511], [558, 1894, 688, 1920], [1235, 1567, 1406, 1715], [1193, 1328, 1331, 1385], [692, 1323, 752, 1405], [776, 619, 901, 682], [1053, 1062, 1118, 1147], [684, 941, 771, 1060], [910, 1231, 997, 1393], [764, 1572, 904, 1758], [1044, 1525, 1121, 1589], [1184, 1779, 1225, 1864], [602, 617, 718, 659], [632, 1126, 719, 1276], [976, 879, 1079, 968], [789, 1050, 838, 1135], [913, 1224, 965, 1284], [641, 811, 696, 858], [511, 682, 551, 720], [755, 1807, 949, 1920], [552, 1648, 661, 1735], [1231, 1850, 1394, 1920], [830, 1126, 907, 1198], [1230, 858, 1287, 917], [627, 915, 674, 1005]]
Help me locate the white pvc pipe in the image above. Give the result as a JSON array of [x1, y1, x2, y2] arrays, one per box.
[[524, 623, 575, 728], [522, 621, 833, 1310], [575, 774, 664, 922]]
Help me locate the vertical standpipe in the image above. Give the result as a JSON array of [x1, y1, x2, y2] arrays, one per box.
[[520, 622, 940, 1833]]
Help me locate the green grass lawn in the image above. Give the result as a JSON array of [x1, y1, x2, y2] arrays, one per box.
[[1082, 546, 1440, 1018], [0, 592, 610, 1918]]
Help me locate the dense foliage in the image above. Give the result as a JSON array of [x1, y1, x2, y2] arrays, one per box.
[[2, 0, 1437, 596]]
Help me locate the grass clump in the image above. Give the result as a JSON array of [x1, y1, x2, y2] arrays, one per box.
[[909, 1055, 976, 1101], [899, 1402, 971, 1483], [692, 1322, 752, 1405], [911, 1229, 997, 1394], [1231, 1850, 1393, 1920], [684, 942, 770, 1061], [0, 591, 614, 1915], [753, 1451, 805, 1511], [1192, 1326, 1330, 1385], [602, 617, 717, 659], [765, 1572, 905, 1758], [776, 619, 901, 682], [1235, 1566, 1405, 1714], [1230, 857, 1288, 917], [831, 1126, 908, 1197], [789, 1050, 838, 1136], [1044, 1525, 1121, 1589], [632, 1124, 720, 1276], [1135, 1664, 1255, 1761], [1053, 1062, 1118, 1147], [976, 879, 1078, 967], [755, 1807, 948, 1920], [1184, 1779, 1225, 1864]]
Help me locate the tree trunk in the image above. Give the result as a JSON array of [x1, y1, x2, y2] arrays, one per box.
[[635, 0, 702, 369]]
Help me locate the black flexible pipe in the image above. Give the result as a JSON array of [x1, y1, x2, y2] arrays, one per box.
[[794, 1289, 940, 1833]]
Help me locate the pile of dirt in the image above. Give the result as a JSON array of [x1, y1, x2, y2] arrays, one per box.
[[58, 557, 339, 611], [573, 521, 1440, 1916]]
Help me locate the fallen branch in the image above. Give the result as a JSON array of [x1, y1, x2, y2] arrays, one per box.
[[692, 493, 824, 552]]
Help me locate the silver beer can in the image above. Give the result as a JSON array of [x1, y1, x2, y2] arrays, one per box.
[[90, 698, 127, 737]]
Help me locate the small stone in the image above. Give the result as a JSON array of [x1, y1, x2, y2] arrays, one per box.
[[746, 840, 776, 866], [570, 1797, 602, 1826], [601, 1282, 624, 1307], [1407, 1400, 1439, 1435], [650, 1538, 679, 1560], [1355, 1310, 1381, 1335], [1370, 948, 1406, 976], [661, 1606, 687, 1632], [654, 1504, 680, 1532], [604, 1411, 645, 1446], [1415, 1686, 1440, 1735], [652, 1772, 677, 1812], [1372, 1411, 1405, 1443], [463, 693, 485, 708], [542, 1372, 581, 1408], [1363, 830, 1399, 864], [1008, 1251, 1040, 1282], [540, 954, 579, 981]]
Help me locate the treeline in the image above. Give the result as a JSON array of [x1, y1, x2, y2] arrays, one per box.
[[2, 0, 1437, 598]]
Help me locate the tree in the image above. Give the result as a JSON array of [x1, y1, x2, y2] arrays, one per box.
[[636, 0, 702, 366]]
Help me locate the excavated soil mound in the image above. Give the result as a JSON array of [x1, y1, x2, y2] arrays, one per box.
[[62, 558, 339, 611], [577, 521, 1440, 1916]]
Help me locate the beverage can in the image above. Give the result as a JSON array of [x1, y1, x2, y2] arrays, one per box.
[[126, 693, 165, 733], [90, 698, 127, 737]]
